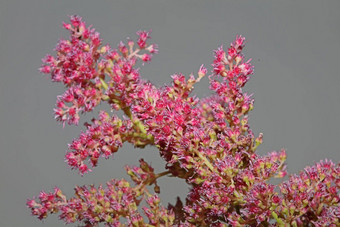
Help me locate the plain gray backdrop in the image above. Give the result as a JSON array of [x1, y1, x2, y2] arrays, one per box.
[[0, 0, 339, 226]]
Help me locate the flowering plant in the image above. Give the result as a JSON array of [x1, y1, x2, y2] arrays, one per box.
[[27, 16, 339, 226]]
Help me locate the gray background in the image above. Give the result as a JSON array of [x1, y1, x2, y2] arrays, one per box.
[[0, 0, 339, 226]]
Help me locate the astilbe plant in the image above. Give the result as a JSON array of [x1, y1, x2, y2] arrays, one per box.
[[27, 16, 339, 226]]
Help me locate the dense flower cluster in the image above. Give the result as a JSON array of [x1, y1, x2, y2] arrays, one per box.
[[27, 175, 174, 226], [28, 16, 339, 226], [278, 159, 339, 226]]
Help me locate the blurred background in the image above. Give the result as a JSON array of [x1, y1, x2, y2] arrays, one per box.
[[0, 0, 339, 226]]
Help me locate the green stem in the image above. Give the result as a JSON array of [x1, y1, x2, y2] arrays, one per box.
[[100, 78, 108, 90], [194, 150, 215, 172], [123, 107, 147, 134], [100, 77, 152, 143], [271, 211, 285, 226], [155, 170, 171, 179]]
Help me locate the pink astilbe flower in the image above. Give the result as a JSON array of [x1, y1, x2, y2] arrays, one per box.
[[136, 30, 151, 49], [240, 182, 279, 224], [143, 195, 175, 226], [41, 15, 103, 85], [27, 180, 144, 226], [66, 111, 153, 174], [40, 15, 106, 125], [182, 150, 286, 226], [97, 31, 157, 111], [65, 111, 126, 174], [41, 15, 158, 126], [125, 159, 159, 189], [27, 187, 66, 221], [28, 162, 175, 226], [277, 160, 340, 226], [55, 82, 103, 125], [28, 16, 339, 226]]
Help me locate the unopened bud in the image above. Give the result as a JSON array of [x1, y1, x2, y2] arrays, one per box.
[[154, 184, 160, 194], [235, 55, 242, 65], [198, 64, 207, 80]]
